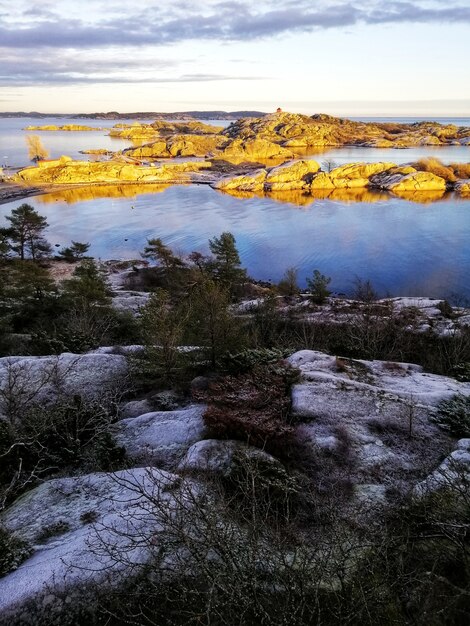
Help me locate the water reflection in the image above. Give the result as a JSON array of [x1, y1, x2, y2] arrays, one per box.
[[33, 183, 462, 208], [38, 184, 170, 204], [391, 189, 447, 204]]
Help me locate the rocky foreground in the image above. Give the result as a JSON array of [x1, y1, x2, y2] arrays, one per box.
[[0, 345, 469, 620]]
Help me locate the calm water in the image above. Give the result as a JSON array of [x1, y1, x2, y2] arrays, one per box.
[[1, 185, 469, 300], [0, 118, 231, 167]]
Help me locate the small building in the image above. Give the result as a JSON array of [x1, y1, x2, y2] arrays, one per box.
[[276, 107, 282, 113]]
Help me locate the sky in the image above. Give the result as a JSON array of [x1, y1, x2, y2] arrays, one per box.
[[0, 0, 469, 115]]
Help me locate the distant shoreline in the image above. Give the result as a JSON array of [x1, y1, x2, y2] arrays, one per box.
[[0, 111, 267, 121]]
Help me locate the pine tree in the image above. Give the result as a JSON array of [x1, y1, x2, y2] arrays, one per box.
[[208, 232, 246, 296], [5, 204, 50, 261]]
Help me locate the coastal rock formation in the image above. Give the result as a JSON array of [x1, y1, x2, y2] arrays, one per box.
[[123, 134, 226, 159], [114, 406, 206, 468], [310, 162, 396, 189], [14, 156, 212, 185], [455, 179, 470, 196], [213, 168, 267, 191], [370, 169, 447, 192], [24, 124, 100, 131], [109, 120, 223, 140], [218, 137, 295, 162], [223, 111, 470, 149], [212, 160, 453, 194], [264, 159, 320, 190]]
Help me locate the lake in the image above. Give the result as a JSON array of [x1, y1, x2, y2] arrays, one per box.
[[1, 184, 469, 301]]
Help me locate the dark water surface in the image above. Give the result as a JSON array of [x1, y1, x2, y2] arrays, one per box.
[[1, 184, 469, 300]]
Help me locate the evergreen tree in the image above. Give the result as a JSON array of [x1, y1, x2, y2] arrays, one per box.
[[142, 237, 186, 288], [62, 259, 111, 307], [306, 269, 331, 304], [187, 278, 246, 368], [208, 232, 246, 296], [5, 204, 50, 261], [58, 241, 90, 262]]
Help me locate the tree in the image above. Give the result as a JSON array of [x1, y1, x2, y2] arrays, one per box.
[[306, 269, 331, 304], [26, 135, 49, 162], [142, 237, 186, 288], [62, 259, 111, 308], [277, 267, 300, 297], [138, 289, 189, 387], [187, 278, 246, 369], [208, 232, 246, 296], [5, 204, 50, 261], [57, 241, 90, 263]]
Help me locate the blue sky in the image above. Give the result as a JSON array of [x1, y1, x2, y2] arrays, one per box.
[[0, 0, 469, 114]]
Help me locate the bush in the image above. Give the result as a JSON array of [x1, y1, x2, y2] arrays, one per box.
[[433, 394, 470, 437], [199, 361, 299, 451], [0, 526, 31, 577]]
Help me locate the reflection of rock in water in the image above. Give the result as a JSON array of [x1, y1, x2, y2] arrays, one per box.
[[37, 183, 170, 204], [216, 187, 390, 206], [390, 189, 447, 204]]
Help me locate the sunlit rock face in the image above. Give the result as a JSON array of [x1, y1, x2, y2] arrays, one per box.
[[370, 170, 447, 191], [222, 111, 470, 148], [213, 168, 267, 191], [14, 158, 212, 185], [24, 125, 99, 131], [454, 179, 470, 196], [218, 137, 295, 163], [123, 134, 227, 159], [264, 159, 320, 190]]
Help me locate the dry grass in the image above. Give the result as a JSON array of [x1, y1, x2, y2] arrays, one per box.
[[412, 158, 457, 182], [450, 162, 470, 179]]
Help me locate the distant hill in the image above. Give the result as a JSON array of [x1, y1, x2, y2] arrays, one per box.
[[0, 111, 267, 120]]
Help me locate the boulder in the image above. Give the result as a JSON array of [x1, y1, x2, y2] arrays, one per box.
[[0, 353, 129, 419], [213, 168, 267, 191], [264, 159, 320, 190], [177, 439, 278, 476], [218, 138, 294, 162], [0, 468, 184, 619], [114, 405, 206, 468], [455, 179, 470, 196], [370, 170, 447, 191]]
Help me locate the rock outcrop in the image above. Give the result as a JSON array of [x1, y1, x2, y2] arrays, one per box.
[[24, 124, 100, 131], [14, 156, 212, 185], [212, 160, 454, 195], [123, 134, 226, 159], [223, 111, 470, 149], [370, 169, 447, 192]]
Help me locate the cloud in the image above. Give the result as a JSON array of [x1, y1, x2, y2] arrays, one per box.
[[0, 52, 264, 85], [0, 1, 468, 50]]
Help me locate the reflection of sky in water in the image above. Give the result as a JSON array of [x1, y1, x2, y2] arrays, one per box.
[[1, 185, 469, 299]]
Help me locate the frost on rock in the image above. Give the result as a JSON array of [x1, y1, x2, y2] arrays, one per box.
[[288, 350, 470, 490], [0, 468, 183, 618], [0, 353, 129, 419], [114, 405, 206, 468], [414, 439, 470, 496]]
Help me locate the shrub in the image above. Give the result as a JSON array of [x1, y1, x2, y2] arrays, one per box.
[[199, 361, 299, 450], [452, 362, 470, 382], [0, 526, 31, 577], [220, 347, 290, 374], [450, 162, 470, 179], [433, 394, 470, 437], [306, 269, 331, 304]]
